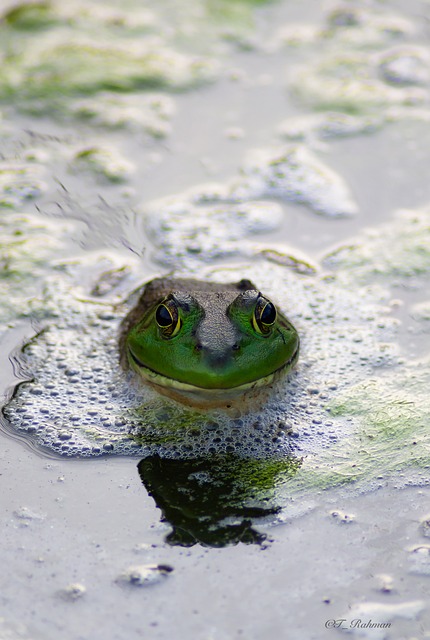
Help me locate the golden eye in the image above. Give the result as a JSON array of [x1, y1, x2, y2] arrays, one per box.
[[252, 296, 277, 335], [155, 299, 181, 337]]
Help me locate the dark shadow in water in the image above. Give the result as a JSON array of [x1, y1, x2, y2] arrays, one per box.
[[138, 454, 301, 548]]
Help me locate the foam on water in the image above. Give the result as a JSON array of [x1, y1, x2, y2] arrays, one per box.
[[144, 197, 284, 267], [4, 194, 430, 501], [278, 112, 383, 142], [141, 143, 358, 272], [226, 145, 357, 217], [70, 145, 135, 184], [284, 4, 430, 121], [70, 92, 175, 137], [0, 0, 266, 123], [2, 152, 430, 497], [2, 259, 399, 479], [324, 207, 430, 282], [0, 161, 46, 208]]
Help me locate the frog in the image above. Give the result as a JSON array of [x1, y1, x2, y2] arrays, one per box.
[[119, 277, 299, 406]]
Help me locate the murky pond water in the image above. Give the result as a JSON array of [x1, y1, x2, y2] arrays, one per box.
[[1, 0, 430, 638]]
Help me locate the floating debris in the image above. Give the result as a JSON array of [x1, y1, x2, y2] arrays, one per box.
[[13, 506, 46, 521], [58, 583, 87, 601], [116, 564, 173, 587], [409, 545, 430, 576]]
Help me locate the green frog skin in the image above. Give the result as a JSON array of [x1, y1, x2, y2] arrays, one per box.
[[119, 277, 299, 405]]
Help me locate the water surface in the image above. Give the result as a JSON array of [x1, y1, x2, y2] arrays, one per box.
[[1, 1, 430, 638]]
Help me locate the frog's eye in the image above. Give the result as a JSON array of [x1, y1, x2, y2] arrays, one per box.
[[252, 296, 277, 335], [155, 299, 181, 337]]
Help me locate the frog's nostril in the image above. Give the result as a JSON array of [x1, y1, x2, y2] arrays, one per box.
[[232, 344, 240, 351], [195, 343, 203, 351]]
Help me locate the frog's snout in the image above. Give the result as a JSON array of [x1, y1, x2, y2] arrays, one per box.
[[194, 320, 239, 369], [195, 340, 240, 368]]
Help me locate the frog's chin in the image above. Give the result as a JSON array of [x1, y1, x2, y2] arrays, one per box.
[[127, 347, 299, 409]]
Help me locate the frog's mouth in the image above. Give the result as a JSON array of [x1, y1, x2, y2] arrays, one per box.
[[127, 343, 299, 400]]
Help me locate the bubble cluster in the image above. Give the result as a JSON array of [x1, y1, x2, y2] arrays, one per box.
[[3, 302, 149, 458]]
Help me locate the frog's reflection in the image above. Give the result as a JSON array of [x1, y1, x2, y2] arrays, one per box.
[[138, 454, 300, 548]]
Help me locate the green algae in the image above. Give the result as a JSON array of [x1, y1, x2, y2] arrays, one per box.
[[0, 1, 217, 119], [0, 1, 57, 30], [282, 5, 430, 121], [0, 0, 156, 35], [0, 153, 79, 328], [0, 0, 280, 123], [327, 360, 430, 482], [205, 0, 271, 38], [292, 52, 427, 114], [0, 0, 257, 122], [162, 145, 358, 221], [70, 92, 174, 137], [71, 146, 134, 183], [0, 212, 73, 326], [3, 37, 215, 103], [130, 403, 207, 447], [271, 359, 430, 495], [258, 248, 316, 275], [324, 208, 430, 283]]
